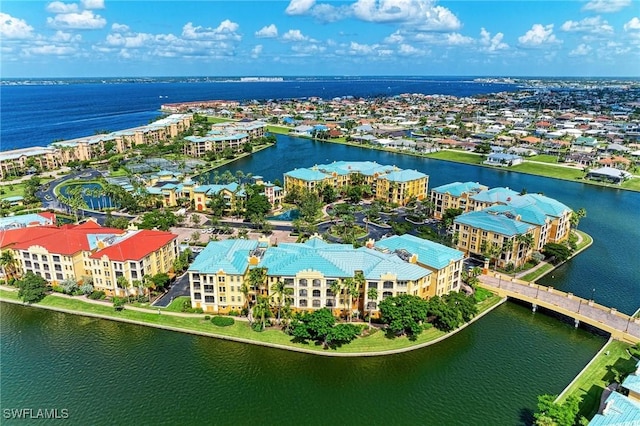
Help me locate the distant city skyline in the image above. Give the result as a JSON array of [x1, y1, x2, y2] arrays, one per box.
[[1, 0, 639, 78]]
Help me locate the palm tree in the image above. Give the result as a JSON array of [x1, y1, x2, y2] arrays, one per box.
[[252, 295, 271, 331], [240, 282, 251, 319], [344, 278, 358, 322], [0, 250, 18, 285], [570, 208, 587, 230], [351, 271, 365, 320], [330, 280, 341, 316], [270, 279, 292, 325], [116, 276, 130, 302], [367, 287, 378, 329]]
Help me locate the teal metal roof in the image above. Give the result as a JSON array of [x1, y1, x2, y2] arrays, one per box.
[[385, 169, 428, 182], [589, 391, 640, 426], [622, 363, 640, 395], [470, 187, 519, 204], [284, 168, 329, 182], [484, 204, 549, 226], [188, 239, 259, 275], [258, 237, 430, 280], [515, 193, 571, 218], [431, 181, 487, 197], [455, 211, 534, 237], [375, 234, 463, 269], [193, 182, 240, 194]]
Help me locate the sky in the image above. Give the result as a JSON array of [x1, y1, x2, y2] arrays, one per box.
[[1, 0, 639, 78]]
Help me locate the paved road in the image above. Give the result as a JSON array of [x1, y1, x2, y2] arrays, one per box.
[[152, 272, 190, 307]]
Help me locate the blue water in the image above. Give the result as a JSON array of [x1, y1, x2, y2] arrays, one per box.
[[267, 209, 300, 221], [0, 77, 519, 151]]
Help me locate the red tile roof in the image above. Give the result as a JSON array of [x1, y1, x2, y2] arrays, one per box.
[[90, 230, 177, 261]]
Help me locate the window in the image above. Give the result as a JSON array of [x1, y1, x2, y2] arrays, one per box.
[[56, 273, 63, 280], [219, 286, 226, 293], [368, 282, 378, 289], [312, 279, 321, 287], [383, 281, 394, 289], [219, 296, 226, 303], [299, 299, 308, 307], [194, 292, 201, 300], [231, 296, 235, 302], [204, 296, 214, 303], [204, 285, 214, 293], [45, 273, 51, 280], [192, 283, 201, 291], [218, 276, 226, 282], [25, 261, 32, 268], [326, 289, 334, 297], [284, 278, 294, 285], [32, 254, 38, 261], [23, 253, 30, 259], [397, 281, 408, 287], [299, 289, 307, 297], [325, 300, 335, 307], [326, 279, 337, 286], [52, 255, 60, 262], [312, 299, 321, 307], [383, 291, 393, 299], [299, 278, 307, 287], [312, 289, 321, 297]]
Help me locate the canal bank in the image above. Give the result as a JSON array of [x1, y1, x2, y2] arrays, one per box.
[[0, 288, 505, 357]]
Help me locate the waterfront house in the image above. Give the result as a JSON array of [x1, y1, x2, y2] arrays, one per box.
[[430, 181, 489, 220], [586, 167, 632, 184], [483, 152, 524, 167]]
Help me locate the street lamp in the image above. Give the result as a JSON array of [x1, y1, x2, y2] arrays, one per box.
[[591, 288, 596, 302]]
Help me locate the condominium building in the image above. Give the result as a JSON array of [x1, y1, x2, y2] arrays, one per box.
[[188, 236, 433, 315], [183, 120, 267, 158], [0, 220, 178, 295], [284, 161, 429, 206], [430, 181, 489, 219], [373, 234, 464, 297]]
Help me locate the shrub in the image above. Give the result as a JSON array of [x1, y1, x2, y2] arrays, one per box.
[[79, 283, 94, 295], [228, 310, 240, 317], [211, 316, 234, 327], [51, 285, 65, 293], [204, 315, 211, 320], [88, 290, 105, 300]]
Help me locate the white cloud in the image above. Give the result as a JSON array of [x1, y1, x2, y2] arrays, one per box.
[[0, 13, 34, 39], [251, 44, 263, 58], [106, 32, 153, 48], [181, 20, 241, 41], [480, 28, 509, 52], [383, 30, 404, 44], [348, 41, 377, 55], [111, 23, 130, 33], [624, 17, 640, 31], [582, 0, 630, 13], [351, 0, 460, 31], [285, 0, 316, 15], [47, 10, 106, 29], [255, 24, 278, 38], [46, 2, 79, 14], [291, 44, 326, 55], [282, 29, 309, 42], [561, 16, 613, 35], [81, 0, 104, 9], [569, 43, 592, 56], [518, 24, 561, 48], [446, 32, 473, 45], [398, 43, 420, 55], [51, 30, 81, 42], [24, 44, 76, 56]]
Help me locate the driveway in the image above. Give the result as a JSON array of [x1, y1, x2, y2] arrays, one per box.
[[152, 272, 190, 307]]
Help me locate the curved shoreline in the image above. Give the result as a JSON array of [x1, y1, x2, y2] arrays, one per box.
[[0, 295, 506, 357]]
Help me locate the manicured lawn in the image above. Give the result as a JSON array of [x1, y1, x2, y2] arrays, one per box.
[[511, 162, 584, 180], [557, 340, 636, 419], [0, 182, 27, 199], [207, 117, 234, 124], [0, 290, 503, 355], [575, 230, 593, 251], [529, 154, 560, 164], [426, 150, 485, 164], [520, 264, 554, 282], [266, 125, 292, 135], [621, 178, 640, 192], [163, 296, 192, 312], [107, 169, 129, 177]]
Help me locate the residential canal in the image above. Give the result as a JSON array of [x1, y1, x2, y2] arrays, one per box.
[[2, 135, 638, 424], [1, 302, 604, 425], [210, 135, 640, 314]]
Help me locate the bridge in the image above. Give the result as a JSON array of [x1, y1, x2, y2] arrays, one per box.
[[478, 273, 640, 344]]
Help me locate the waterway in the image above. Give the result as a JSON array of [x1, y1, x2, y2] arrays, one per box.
[[208, 135, 640, 314], [3, 136, 638, 424], [0, 301, 604, 425]]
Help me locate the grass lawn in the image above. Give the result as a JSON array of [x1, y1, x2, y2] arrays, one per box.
[[520, 264, 554, 282], [163, 296, 192, 312], [426, 150, 485, 164], [207, 117, 233, 124], [511, 162, 584, 180], [107, 169, 129, 177], [529, 154, 560, 164], [0, 290, 503, 355], [557, 340, 636, 419], [0, 182, 28, 199], [621, 178, 640, 192], [266, 125, 291, 135], [575, 230, 593, 251]]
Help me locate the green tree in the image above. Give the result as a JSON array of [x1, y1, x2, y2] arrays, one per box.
[[1, 249, 19, 285], [117, 275, 130, 302], [330, 280, 342, 315], [245, 193, 271, 220], [542, 243, 572, 264], [427, 295, 461, 332], [150, 273, 170, 291], [378, 294, 429, 337], [270, 279, 293, 325], [17, 272, 48, 304], [533, 394, 581, 426], [570, 208, 587, 230], [138, 209, 178, 231], [367, 287, 378, 329], [252, 295, 272, 331], [350, 271, 365, 320], [290, 308, 359, 348]]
